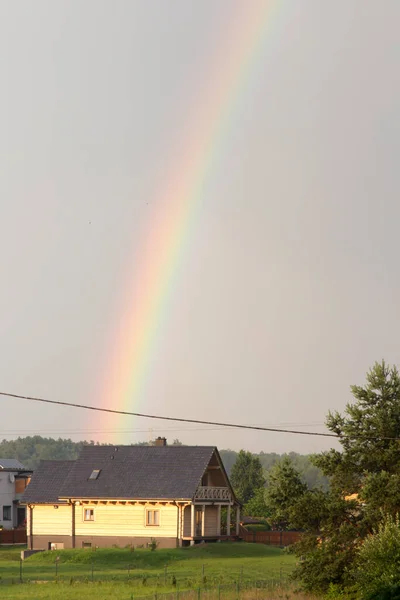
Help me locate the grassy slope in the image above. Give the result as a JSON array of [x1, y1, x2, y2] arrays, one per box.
[[0, 543, 296, 599]]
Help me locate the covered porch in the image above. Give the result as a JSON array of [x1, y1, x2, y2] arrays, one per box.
[[179, 486, 241, 546]]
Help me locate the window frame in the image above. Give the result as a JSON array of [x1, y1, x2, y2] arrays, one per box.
[[83, 507, 95, 522], [145, 508, 160, 527], [3, 505, 11, 521]]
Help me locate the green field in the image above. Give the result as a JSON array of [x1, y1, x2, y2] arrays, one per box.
[[0, 543, 296, 599]]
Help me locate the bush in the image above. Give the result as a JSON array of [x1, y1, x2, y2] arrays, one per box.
[[365, 584, 400, 600], [245, 521, 271, 532], [350, 514, 400, 598], [149, 538, 159, 551]]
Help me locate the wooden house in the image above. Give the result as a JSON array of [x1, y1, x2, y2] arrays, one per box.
[[22, 441, 240, 550]]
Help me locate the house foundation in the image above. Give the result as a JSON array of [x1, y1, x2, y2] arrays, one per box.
[[32, 535, 178, 550]]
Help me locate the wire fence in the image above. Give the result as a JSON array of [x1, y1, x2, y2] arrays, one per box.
[[0, 559, 293, 594], [0, 576, 290, 599], [129, 580, 291, 599]]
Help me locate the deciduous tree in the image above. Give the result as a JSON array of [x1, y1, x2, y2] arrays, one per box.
[[230, 450, 265, 504]]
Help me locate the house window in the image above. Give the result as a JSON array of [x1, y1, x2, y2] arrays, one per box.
[[88, 469, 101, 480], [146, 509, 160, 526], [82, 542, 92, 549], [83, 508, 94, 522], [3, 506, 11, 521]]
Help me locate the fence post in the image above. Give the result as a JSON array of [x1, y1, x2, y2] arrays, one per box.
[[197, 587, 201, 600], [19, 559, 23, 583]]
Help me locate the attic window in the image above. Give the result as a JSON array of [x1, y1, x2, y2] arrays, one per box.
[[88, 469, 101, 480]]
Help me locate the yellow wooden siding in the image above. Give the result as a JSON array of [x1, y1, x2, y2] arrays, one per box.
[[32, 505, 71, 536], [74, 504, 178, 538], [204, 506, 218, 536]]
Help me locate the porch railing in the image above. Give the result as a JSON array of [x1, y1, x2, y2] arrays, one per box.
[[194, 486, 231, 501]]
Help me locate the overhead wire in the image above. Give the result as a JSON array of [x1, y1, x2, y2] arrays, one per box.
[[1, 390, 399, 441]]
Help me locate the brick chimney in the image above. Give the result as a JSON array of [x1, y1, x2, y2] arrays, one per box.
[[154, 436, 167, 447]]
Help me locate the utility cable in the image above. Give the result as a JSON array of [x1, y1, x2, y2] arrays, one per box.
[[1, 390, 399, 441]]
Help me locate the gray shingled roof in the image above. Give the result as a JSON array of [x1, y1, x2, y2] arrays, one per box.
[[58, 445, 216, 500], [22, 460, 75, 504], [0, 459, 26, 470]]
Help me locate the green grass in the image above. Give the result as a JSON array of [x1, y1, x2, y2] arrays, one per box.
[[0, 543, 296, 599]]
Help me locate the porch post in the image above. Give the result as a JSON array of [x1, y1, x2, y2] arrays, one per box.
[[227, 504, 231, 536], [29, 506, 33, 550], [176, 504, 181, 547], [217, 504, 221, 536], [71, 502, 76, 549], [190, 503, 195, 545], [201, 504, 206, 537], [236, 505, 240, 536]]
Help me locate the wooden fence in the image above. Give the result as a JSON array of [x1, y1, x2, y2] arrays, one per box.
[[0, 528, 27, 544], [240, 529, 300, 546]]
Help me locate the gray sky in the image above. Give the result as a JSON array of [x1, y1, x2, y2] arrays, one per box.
[[1, 1, 399, 454]]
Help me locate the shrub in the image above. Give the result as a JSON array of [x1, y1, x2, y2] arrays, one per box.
[[365, 584, 400, 600], [350, 514, 400, 597], [149, 538, 159, 551]]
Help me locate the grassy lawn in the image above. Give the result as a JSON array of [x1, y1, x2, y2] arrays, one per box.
[[0, 543, 296, 599]]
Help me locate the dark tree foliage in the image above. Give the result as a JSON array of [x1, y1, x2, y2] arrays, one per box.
[[265, 456, 307, 529], [230, 450, 265, 504], [243, 486, 271, 518], [220, 449, 329, 490], [351, 514, 400, 598]]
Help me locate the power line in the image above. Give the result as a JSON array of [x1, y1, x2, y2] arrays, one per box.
[[1, 390, 399, 441]]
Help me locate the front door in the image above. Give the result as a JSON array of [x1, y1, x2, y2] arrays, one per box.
[[195, 508, 203, 536], [17, 507, 26, 527]]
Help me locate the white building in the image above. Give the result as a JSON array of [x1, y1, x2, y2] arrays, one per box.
[[0, 459, 32, 530]]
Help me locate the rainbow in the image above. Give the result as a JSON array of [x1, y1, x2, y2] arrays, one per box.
[[96, 0, 283, 440]]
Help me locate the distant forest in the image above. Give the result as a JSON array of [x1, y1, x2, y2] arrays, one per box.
[[0, 436, 329, 490]]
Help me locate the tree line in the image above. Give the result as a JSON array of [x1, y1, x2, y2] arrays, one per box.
[[0, 436, 328, 492]]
